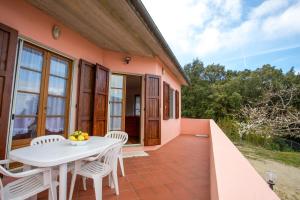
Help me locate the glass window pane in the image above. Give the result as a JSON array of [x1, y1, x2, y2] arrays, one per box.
[[169, 89, 174, 118], [12, 117, 37, 140], [110, 89, 123, 102], [20, 46, 43, 71], [47, 96, 65, 115], [18, 69, 41, 93], [110, 117, 121, 130], [111, 75, 123, 88], [15, 93, 39, 115], [110, 102, 122, 116], [135, 96, 140, 109], [50, 57, 68, 77], [48, 76, 66, 96], [46, 117, 64, 135], [135, 109, 140, 116], [135, 96, 140, 116]]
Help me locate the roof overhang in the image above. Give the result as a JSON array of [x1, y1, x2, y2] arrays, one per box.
[[26, 0, 189, 85]]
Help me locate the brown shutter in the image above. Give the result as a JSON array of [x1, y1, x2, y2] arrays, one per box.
[[0, 23, 18, 159], [175, 90, 179, 119], [93, 64, 109, 136], [144, 74, 161, 146], [163, 81, 169, 120], [76, 59, 95, 135]]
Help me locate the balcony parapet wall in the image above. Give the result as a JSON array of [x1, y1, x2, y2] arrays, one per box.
[[181, 118, 280, 200]]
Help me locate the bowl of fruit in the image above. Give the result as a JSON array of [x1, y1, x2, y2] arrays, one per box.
[[68, 131, 89, 146]]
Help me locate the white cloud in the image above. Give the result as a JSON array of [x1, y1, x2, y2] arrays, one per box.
[[142, 0, 300, 60], [249, 0, 289, 19], [262, 2, 300, 38], [142, 0, 242, 53], [142, 0, 211, 53]]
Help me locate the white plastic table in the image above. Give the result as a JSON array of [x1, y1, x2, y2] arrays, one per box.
[[9, 136, 120, 200]]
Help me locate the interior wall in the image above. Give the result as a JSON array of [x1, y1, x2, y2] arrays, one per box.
[[125, 75, 141, 140], [126, 75, 141, 116]]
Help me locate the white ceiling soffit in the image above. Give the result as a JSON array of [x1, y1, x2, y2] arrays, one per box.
[[26, 0, 188, 85]]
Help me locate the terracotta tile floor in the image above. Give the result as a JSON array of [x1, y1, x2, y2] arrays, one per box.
[[38, 135, 210, 200]]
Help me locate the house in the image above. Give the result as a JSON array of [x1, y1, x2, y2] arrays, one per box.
[[0, 0, 280, 199], [0, 0, 189, 157]]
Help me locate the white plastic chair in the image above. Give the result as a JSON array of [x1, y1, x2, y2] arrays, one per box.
[[0, 159, 57, 200], [69, 142, 123, 200], [105, 131, 128, 176], [30, 135, 66, 146], [30, 135, 73, 182]]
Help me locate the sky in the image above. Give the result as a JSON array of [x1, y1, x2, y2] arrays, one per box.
[[141, 0, 300, 73]]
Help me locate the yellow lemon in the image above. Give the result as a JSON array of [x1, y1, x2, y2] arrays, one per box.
[[83, 132, 89, 136], [69, 136, 77, 141], [78, 135, 85, 141], [84, 135, 89, 140]]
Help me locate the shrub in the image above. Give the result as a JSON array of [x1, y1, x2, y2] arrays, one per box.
[[218, 117, 240, 142]]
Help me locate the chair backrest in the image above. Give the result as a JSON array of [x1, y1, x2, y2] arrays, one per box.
[[30, 135, 66, 146], [102, 142, 123, 169], [105, 131, 128, 145]]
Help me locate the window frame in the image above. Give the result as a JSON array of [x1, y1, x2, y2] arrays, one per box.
[[163, 81, 170, 120], [11, 41, 73, 149], [169, 88, 175, 119]]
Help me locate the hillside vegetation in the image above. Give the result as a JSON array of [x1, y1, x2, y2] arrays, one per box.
[[182, 59, 300, 148]]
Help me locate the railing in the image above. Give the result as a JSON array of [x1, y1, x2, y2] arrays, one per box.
[[181, 118, 280, 200]]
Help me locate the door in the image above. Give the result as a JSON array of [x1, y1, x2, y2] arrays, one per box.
[[11, 42, 72, 149], [93, 64, 109, 136], [77, 60, 110, 136], [77, 59, 95, 134], [0, 23, 18, 159], [144, 74, 161, 146], [109, 74, 126, 131]]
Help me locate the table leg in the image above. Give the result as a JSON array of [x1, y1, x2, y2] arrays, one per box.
[[59, 163, 68, 200]]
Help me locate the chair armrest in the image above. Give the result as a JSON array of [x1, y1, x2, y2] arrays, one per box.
[[82, 156, 99, 162], [8, 167, 50, 178], [82, 150, 106, 162], [0, 159, 11, 165]]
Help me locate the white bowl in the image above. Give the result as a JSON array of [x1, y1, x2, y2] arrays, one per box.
[[68, 139, 89, 146]]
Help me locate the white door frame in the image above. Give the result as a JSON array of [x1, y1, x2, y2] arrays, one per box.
[[107, 72, 144, 146]]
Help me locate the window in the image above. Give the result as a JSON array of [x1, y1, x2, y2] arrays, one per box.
[[169, 88, 175, 119], [175, 90, 179, 119], [135, 95, 141, 116], [163, 82, 169, 120], [163, 81, 179, 120], [11, 42, 72, 148], [109, 74, 125, 131]]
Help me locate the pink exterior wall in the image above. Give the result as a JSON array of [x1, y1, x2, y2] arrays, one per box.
[[0, 0, 182, 148], [209, 120, 280, 200], [160, 64, 182, 145], [181, 118, 210, 135]]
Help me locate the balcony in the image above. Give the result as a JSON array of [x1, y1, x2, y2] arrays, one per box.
[[4, 118, 279, 200]]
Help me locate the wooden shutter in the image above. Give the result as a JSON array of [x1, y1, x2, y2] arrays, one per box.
[[163, 81, 169, 120], [175, 90, 179, 119], [93, 64, 109, 136], [76, 59, 95, 134], [144, 74, 161, 146], [0, 23, 18, 159]]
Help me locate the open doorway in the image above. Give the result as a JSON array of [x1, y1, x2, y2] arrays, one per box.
[[109, 74, 142, 145], [125, 75, 141, 144]]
